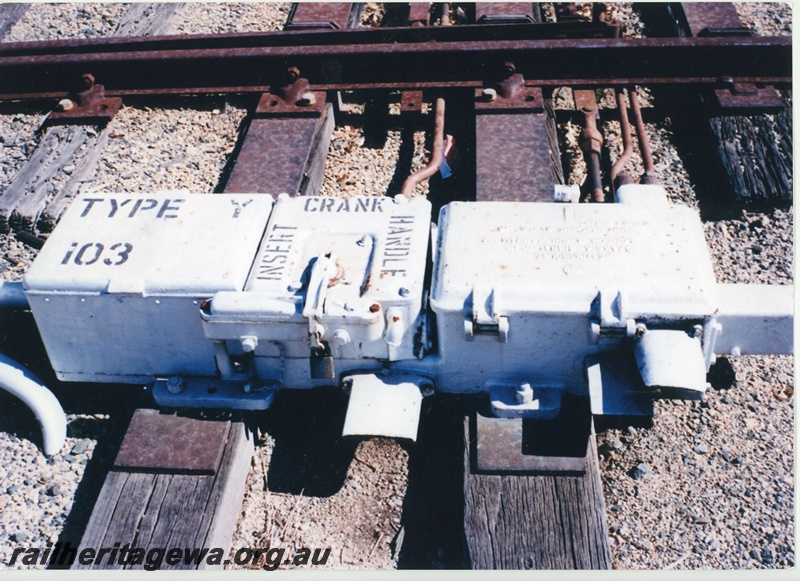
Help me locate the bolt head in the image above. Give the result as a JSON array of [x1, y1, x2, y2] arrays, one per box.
[[166, 376, 184, 394], [241, 336, 258, 353], [57, 99, 75, 112], [482, 87, 498, 102]]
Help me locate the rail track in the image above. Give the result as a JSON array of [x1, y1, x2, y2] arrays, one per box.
[[0, 2, 793, 571]]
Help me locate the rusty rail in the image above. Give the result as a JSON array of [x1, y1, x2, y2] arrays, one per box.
[[0, 32, 790, 101]]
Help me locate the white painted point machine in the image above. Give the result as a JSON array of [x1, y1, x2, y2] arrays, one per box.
[[4, 187, 793, 460]]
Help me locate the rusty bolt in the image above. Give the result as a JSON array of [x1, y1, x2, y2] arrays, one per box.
[[502, 61, 516, 78], [634, 323, 647, 337], [81, 73, 95, 90], [369, 303, 381, 313], [287, 67, 300, 82]]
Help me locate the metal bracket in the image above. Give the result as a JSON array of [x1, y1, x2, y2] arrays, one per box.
[[465, 286, 509, 342], [713, 79, 784, 112], [152, 376, 277, 410], [255, 68, 327, 119], [473, 402, 590, 475], [586, 354, 654, 417], [400, 90, 424, 114], [489, 382, 563, 420], [475, 67, 543, 114], [45, 73, 122, 127], [341, 373, 430, 441]]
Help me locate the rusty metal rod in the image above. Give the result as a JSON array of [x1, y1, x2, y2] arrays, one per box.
[[401, 97, 445, 198], [630, 89, 657, 184], [610, 88, 634, 187], [576, 90, 605, 203]]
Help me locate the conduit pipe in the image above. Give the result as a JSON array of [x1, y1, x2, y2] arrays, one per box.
[[0, 353, 67, 456], [401, 96, 446, 198]]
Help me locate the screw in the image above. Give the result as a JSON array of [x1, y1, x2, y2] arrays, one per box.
[[399, 287, 410, 297], [287, 67, 300, 82], [635, 323, 647, 337], [369, 303, 381, 313]]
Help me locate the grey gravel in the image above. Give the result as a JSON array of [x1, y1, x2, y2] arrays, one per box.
[[630, 463, 650, 480]]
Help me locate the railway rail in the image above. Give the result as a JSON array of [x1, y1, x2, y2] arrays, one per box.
[[0, 2, 793, 571]]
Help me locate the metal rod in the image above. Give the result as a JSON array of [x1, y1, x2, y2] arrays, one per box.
[[440, 3, 451, 25], [576, 90, 605, 203], [610, 88, 634, 188], [630, 89, 657, 184], [401, 97, 446, 198]]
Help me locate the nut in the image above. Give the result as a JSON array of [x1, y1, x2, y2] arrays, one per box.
[[166, 376, 184, 394]]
